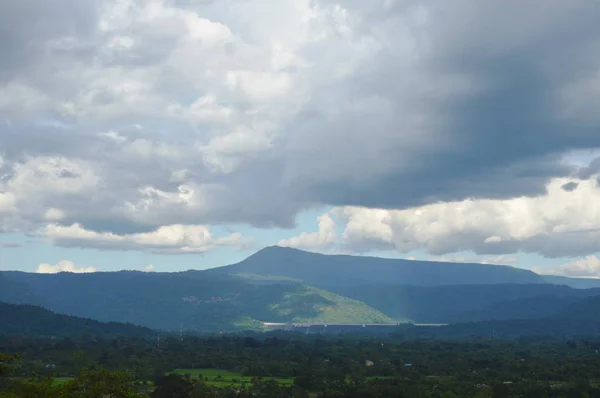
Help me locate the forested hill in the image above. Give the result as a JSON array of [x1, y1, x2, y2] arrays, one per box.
[[0, 271, 393, 332], [210, 246, 545, 287], [0, 301, 155, 338], [327, 283, 600, 323], [3, 247, 600, 333]]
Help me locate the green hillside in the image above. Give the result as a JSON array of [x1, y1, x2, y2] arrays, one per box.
[[266, 286, 395, 324], [0, 271, 395, 332]]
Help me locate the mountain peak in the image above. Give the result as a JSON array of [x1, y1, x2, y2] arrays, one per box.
[[246, 245, 315, 260], [213, 246, 545, 287], [257, 245, 306, 253]]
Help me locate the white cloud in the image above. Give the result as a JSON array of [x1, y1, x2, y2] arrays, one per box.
[[0, 192, 16, 214], [9, 156, 99, 197], [0, 241, 22, 248], [429, 255, 518, 266], [333, 207, 393, 250], [144, 264, 155, 272], [199, 125, 274, 173], [39, 223, 251, 254], [278, 214, 337, 252], [540, 256, 600, 278], [98, 131, 127, 143], [36, 260, 97, 274], [331, 175, 600, 258], [43, 208, 65, 222]]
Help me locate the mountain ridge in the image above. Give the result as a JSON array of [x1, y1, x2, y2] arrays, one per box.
[[3, 246, 600, 333], [209, 245, 546, 287]]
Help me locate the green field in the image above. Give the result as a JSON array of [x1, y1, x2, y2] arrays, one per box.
[[171, 368, 294, 387], [51, 377, 74, 386]]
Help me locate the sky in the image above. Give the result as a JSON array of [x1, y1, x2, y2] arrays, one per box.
[[2, 0, 600, 277]]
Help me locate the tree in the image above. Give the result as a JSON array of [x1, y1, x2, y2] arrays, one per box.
[[59, 368, 143, 398], [3, 377, 58, 398], [151, 374, 193, 398], [0, 353, 19, 377], [0, 353, 20, 396]]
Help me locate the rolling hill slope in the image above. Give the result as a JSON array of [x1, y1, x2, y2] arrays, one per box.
[[0, 301, 155, 338], [0, 271, 394, 332]]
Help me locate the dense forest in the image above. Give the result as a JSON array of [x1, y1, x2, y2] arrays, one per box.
[[0, 301, 155, 339], [3, 332, 600, 397]]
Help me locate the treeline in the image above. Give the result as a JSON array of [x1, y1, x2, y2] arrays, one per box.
[[3, 333, 600, 397]]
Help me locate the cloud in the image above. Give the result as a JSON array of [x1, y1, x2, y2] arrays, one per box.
[[429, 255, 518, 266], [0, 192, 16, 215], [278, 214, 337, 252], [39, 223, 252, 254], [329, 175, 600, 258], [0, 241, 23, 248], [1, 0, 600, 255], [36, 260, 97, 274], [540, 256, 600, 278], [561, 181, 579, 192], [144, 264, 155, 272]]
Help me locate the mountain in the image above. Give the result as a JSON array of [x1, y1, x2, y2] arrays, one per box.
[[207, 247, 600, 325], [4, 247, 598, 334], [556, 295, 600, 320], [448, 295, 584, 323], [401, 294, 600, 339], [0, 301, 155, 338], [399, 318, 600, 340], [210, 246, 545, 287], [0, 272, 43, 305], [0, 271, 393, 332], [328, 283, 596, 323], [542, 275, 600, 289]]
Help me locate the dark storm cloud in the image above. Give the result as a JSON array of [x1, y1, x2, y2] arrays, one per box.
[[1, 0, 600, 242], [253, 0, 600, 212], [0, 0, 101, 83]]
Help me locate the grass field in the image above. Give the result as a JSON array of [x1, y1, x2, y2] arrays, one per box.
[[52, 377, 74, 386], [171, 368, 294, 387]]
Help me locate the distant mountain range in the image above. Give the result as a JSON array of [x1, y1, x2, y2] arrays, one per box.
[[209, 246, 546, 286], [2, 246, 600, 333], [210, 246, 600, 324], [541, 274, 600, 289], [329, 283, 599, 323]]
